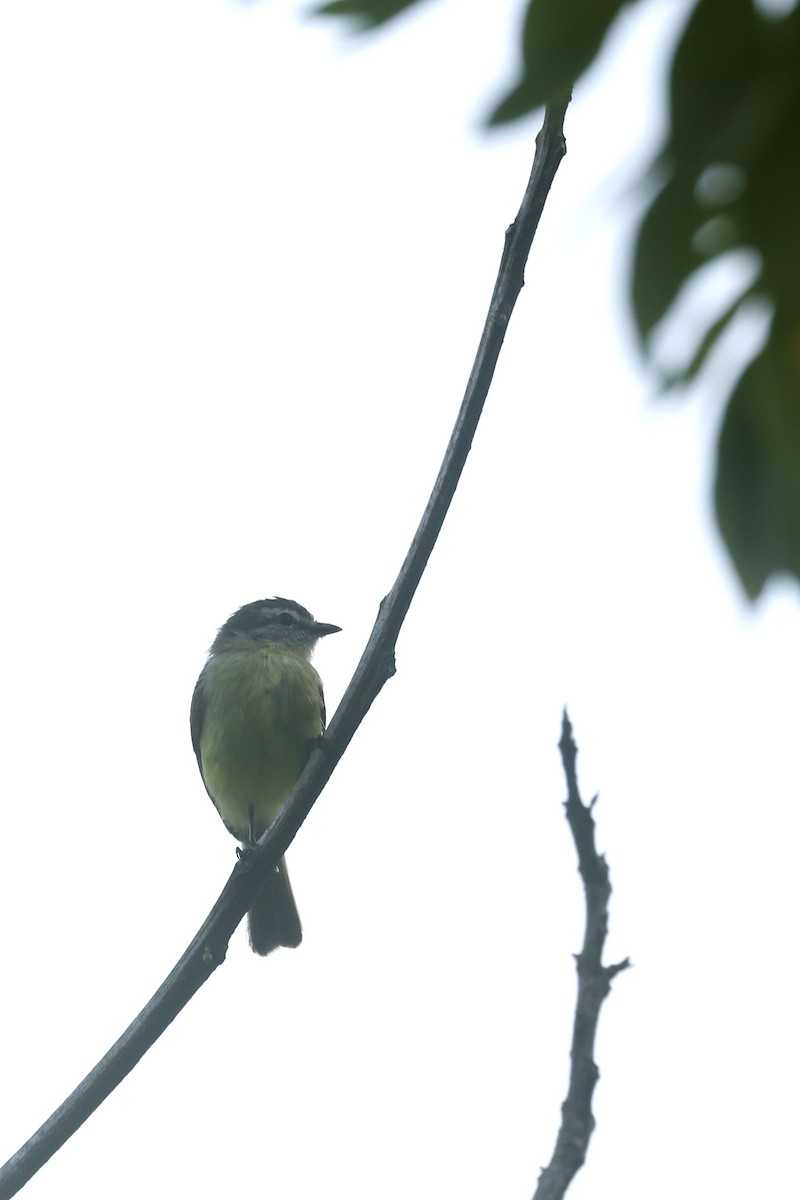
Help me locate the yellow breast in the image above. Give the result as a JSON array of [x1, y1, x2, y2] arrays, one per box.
[[198, 645, 324, 841]]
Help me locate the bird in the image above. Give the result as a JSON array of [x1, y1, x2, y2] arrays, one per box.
[[191, 597, 340, 955]]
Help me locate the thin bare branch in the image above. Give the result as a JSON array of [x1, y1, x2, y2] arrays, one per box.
[[0, 100, 570, 1200], [533, 711, 630, 1200]]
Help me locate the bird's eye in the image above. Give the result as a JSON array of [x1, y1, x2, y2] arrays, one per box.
[[276, 611, 296, 626]]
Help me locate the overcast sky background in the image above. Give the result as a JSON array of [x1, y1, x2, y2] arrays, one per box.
[[1, 1, 798, 1197]]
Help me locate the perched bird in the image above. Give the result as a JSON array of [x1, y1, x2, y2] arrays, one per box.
[[191, 597, 340, 955]]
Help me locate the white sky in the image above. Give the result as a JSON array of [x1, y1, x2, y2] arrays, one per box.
[[1, 1, 798, 1197]]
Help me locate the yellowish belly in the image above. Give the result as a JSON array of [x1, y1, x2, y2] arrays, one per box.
[[199, 646, 324, 841]]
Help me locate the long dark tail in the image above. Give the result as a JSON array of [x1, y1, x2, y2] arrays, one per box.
[[248, 855, 303, 955]]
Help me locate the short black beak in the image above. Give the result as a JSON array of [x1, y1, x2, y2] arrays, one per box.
[[313, 622, 341, 638]]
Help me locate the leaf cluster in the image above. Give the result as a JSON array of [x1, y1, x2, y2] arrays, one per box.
[[633, 0, 800, 598], [317, 0, 800, 598]]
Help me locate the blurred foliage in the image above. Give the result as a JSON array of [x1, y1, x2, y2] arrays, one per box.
[[316, 0, 800, 598], [314, 0, 426, 26]]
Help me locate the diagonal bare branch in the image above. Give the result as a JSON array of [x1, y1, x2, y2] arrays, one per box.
[[0, 99, 570, 1200]]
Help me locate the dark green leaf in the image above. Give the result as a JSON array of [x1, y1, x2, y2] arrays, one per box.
[[715, 316, 800, 598], [631, 170, 703, 345], [314, 0, 428, 29], [488, 0, 631, 124], [669, 0, 800, 169]]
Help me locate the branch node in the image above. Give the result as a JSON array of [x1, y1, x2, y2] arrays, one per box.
[[605, 957, 632, 982]]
